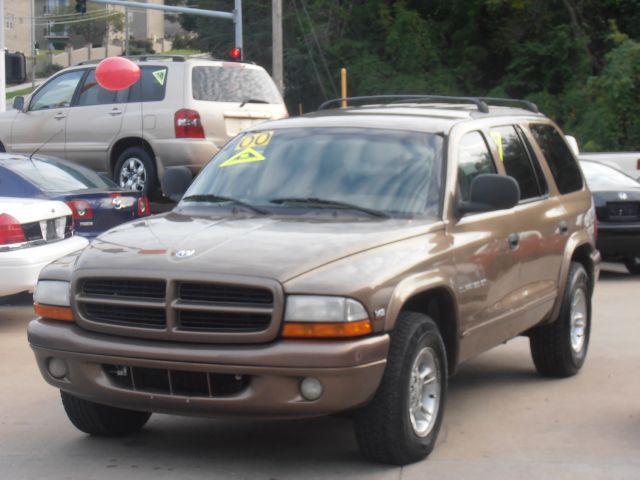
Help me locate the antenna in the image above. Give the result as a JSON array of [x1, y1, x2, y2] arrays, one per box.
[[29, 129, 64, 162]]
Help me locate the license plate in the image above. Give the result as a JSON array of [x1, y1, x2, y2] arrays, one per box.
[[39, 217, 66, 241], [608, 202, 638, 218]]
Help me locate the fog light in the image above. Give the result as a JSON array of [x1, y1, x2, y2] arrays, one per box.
[[47, 358, 68, 379], [300, 377, 323, 401]]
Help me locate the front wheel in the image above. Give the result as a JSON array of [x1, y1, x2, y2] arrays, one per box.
[[114, 146, 157, 196], [353, 312, 447, 465], [529, 262, 591, 377], [623, 256, 640, 274], [61, 391, 151, 436]]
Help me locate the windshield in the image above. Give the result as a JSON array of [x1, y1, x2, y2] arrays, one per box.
[[10, 157, 114, 192], [580, 161, 640, 190], [183, 127, 443, 216], [192, 66, 283, 104]]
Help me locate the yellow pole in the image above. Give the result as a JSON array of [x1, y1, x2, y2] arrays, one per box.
[[341, 68, 347, 108]]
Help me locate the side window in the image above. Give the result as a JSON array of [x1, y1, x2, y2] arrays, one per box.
[[29, 70, 85, 111], [127, 67, 168, 103], [457, 131, 497, 201], [530, 124, 583, 194], [77, 69, 127, 107], [489, 126, 542, 200]]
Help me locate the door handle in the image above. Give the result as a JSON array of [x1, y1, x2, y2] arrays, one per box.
[[53, 113, 66, 120], [558, 220, 569, 235], [508, 233, 520, 250], [108, 108, 123, 116]]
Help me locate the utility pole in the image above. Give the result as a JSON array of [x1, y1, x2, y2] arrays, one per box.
[[31, 0, 36, 89], [124, 7, 130, 56], [0, 0, 6, 113], [272, 0, 283, 94]]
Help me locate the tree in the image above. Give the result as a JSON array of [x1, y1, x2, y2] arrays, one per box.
[[50, 5, 124, 47]]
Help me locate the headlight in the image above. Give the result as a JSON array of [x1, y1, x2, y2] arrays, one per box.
[[33, 280, 73, 322], [283, 296, 372, 338], [34, 280, 71, 307]]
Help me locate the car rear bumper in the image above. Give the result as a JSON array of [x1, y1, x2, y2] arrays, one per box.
[[28, 318, 389, 417], [153, 139, 218, 176], [0, 236, 88, 296], [596, 223, 640, 256]]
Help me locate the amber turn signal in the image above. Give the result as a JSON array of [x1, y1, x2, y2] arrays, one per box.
[[34, 303, 74, 322], [282, 319, 372, 338]]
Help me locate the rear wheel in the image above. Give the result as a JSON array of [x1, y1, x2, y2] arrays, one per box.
[[530, 262, 591, 377], [60, 391, 151, 436], [114, 146, 157, 196], [353, 312, 447, 465], [623, 256, 640, 274]]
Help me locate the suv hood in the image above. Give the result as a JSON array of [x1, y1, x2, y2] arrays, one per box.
[[77, 212, 440, 282]]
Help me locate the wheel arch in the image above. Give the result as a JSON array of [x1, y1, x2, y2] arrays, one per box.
[[549, 233, 599, 323], [386, 280, 459, 374], [109, 137, 156, 177]]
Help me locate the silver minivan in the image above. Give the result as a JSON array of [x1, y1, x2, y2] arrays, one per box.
[[0, 56, 288, 195]]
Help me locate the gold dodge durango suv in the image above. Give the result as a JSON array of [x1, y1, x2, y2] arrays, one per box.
[[0, 55, 288, 195], [28, 95, 600, 465]]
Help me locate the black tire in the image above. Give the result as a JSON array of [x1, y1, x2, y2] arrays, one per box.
[[530, 262, 591, 378], [60, 391, 151, 436], [353, 312, 447, 465], [623, 256, 640, 274], [114, 146, 157, 196]]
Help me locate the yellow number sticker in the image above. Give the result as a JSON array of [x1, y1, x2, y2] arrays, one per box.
[[236, 131, 274, 150], [489, 131, 504, 162]]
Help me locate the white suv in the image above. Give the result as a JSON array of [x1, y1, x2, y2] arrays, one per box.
[[0, 56, 288, 195]]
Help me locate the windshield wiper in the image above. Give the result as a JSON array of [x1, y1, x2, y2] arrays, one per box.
[[268, 197, 390, 218], [239, 98, 270, 107], [182, 194, 269, 215]]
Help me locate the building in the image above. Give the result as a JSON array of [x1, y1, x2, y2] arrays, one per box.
[[3, 0, 166, 63]]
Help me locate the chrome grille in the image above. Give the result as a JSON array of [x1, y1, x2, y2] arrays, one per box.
[[82, 279, 166, 299], [83, 303, 165, 329], [179, 282, 273, 305], [75, 276, 281, 343], [179, 310, 271, 332]]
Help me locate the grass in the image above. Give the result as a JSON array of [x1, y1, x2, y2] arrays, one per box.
[[163, 49, 203, 56], [7, 87, 34, 100]]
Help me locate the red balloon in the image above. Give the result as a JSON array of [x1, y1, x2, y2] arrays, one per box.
[[95, 57, 141, 91]]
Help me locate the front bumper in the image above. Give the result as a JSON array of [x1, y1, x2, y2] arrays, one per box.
[[28, 318, 389, 417]]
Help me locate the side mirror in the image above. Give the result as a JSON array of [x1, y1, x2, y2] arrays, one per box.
[[161, 166, 193, 203], [13, 96, 24, 111], [565, 135, 580, 157], [457, 174, 520, 216]]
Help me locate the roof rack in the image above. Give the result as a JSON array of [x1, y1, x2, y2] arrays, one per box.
[[317, 94, 539, 114], [478, 97, 539, 113]]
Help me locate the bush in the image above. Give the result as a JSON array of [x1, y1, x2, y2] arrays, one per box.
[[36, 63, 64, 77]]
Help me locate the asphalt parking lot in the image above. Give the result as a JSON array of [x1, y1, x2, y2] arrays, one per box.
[[1, 263, 639, 480]]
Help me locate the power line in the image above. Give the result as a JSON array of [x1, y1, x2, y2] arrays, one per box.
[[299, 0, 338, 98], [291, 0, 328, 100]]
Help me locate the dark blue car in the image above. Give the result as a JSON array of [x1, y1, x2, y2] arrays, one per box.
[[0, 154, 151, 238]]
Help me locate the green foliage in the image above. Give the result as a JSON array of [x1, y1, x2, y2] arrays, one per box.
[[175, 0, 640, 150]]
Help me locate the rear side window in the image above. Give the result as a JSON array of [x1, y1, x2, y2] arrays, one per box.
[[192, 66, 283, 104], [490, 126, 544, 200], [530, 124, 583, 194], [127, 67, 168, 103], [457, 131, 496, 202]]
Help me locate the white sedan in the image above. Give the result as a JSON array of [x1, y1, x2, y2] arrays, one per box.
[[0, 197, 88, 297]]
